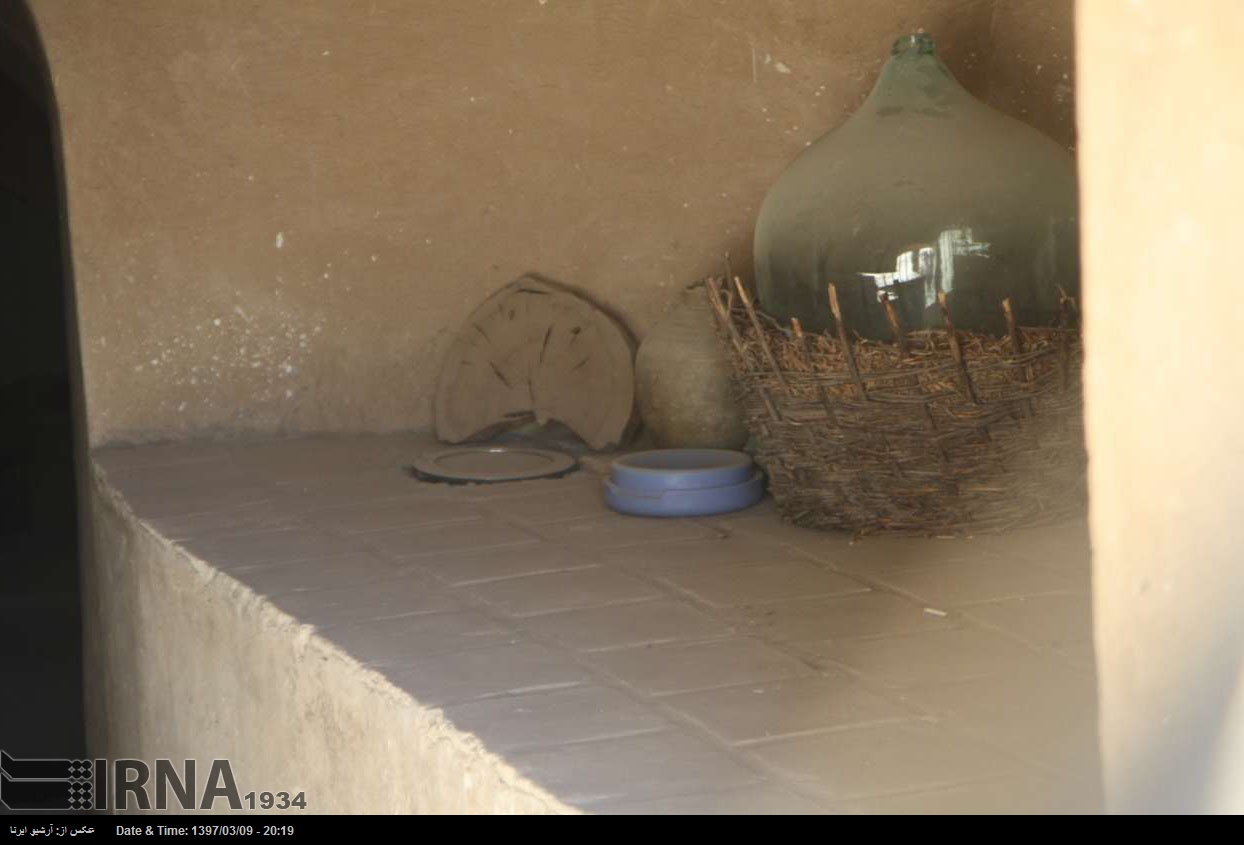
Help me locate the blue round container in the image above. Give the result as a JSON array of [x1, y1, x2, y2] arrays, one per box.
[[609, 449, 754, 492], [604, 469, 766, 518]]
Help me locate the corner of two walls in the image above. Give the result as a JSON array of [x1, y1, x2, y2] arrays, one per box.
[[31, 0, 1073, 448]]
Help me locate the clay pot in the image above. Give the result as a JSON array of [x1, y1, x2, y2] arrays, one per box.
[[635, 286, 748, 450]]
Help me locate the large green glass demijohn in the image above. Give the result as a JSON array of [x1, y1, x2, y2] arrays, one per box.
[[753, 31, 1079, 339]]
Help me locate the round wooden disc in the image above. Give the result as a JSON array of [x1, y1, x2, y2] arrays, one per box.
[[433, 275, 639, 451]]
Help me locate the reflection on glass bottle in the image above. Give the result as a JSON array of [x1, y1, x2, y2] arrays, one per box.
[[753, 31, 1079, 338], [861, 227, 991, 308]]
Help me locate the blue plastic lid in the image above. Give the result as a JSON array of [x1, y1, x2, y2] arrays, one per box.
[[609, 449, 754, 492], [604, 470, 766, 518]]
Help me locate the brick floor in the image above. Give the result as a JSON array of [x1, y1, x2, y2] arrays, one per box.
[[95, 434, 1102, 814]]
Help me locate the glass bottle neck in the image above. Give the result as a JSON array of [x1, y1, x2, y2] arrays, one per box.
[[860, 32, 974, 116]]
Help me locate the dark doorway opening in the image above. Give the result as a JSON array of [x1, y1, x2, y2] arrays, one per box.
[[0, 0, 87, 771]]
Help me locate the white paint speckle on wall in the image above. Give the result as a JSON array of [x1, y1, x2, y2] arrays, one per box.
[[275, 232, 285, 249]]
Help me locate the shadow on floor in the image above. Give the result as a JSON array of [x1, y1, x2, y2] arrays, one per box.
[[0, 376, 86, 816]]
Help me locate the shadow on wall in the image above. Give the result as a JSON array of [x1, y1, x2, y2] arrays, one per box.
[[0, 0, 89, 764]]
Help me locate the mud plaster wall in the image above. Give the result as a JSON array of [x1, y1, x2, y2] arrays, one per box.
[[85, 470, 574, 814], [30, 0, 1074, 447], [1078, 0, 1244, 814]]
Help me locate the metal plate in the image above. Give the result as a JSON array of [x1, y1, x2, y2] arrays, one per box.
[[411, 446, 578, 484]]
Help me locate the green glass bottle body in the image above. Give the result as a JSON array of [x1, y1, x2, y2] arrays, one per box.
[[753, 32, 1079, 338]]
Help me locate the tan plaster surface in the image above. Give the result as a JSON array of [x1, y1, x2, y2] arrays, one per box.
[[28, 1, 1074, 446], [87, 458, 575, 814], [1078, 0, 1244, 813]]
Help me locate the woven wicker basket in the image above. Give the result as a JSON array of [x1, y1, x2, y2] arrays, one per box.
[[705, 275, 1087, 538]]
